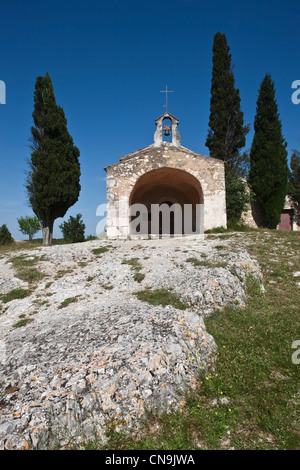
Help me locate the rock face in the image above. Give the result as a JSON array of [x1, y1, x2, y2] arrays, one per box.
[[0, 236, 263, 449]]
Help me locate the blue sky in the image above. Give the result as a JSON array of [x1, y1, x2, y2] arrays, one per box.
[[0, 0, 299, 239]]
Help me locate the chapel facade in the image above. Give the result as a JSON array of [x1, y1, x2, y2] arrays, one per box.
[[104, 112, 227, 239]]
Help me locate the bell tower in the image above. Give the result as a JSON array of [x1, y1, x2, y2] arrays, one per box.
[[154, 112, 181, 147]]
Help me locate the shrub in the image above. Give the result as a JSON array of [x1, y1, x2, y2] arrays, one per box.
[[225, 170, 251, 223], [86, 235, 97, 241], [0, 224, 14, 245], [59, 214, 85, 243]]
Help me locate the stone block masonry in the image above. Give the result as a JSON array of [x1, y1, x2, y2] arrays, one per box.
[[105, 141, 227, 238]]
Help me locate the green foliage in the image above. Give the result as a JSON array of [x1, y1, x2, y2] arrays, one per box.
[[225, 168, 251, 223], [59, 214, 85, 243], [206, 32, 250, 223], [85, 235, 98, 241], [249, 74, 288, 229], [17, 215, 41, 240], [0, 224, 14, 245], [288, 150, 300, 207], [206, 32, 249, 173], [26, 73, 81, 245]]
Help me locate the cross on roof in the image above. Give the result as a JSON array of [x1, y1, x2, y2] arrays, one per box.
[[160, 86, 174, 112]]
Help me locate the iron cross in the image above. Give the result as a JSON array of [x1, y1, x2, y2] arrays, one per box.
[[160, 86, 174, 112]]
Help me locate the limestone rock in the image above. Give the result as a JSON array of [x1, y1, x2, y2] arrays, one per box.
[[0, 236, 263, 449]]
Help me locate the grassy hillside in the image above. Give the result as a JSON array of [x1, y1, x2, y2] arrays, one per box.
[[1, 230, 299, 450], [98, 230, 300, 450]]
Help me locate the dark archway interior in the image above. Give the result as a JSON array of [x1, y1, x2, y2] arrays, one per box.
[[129, 167, 203, 235]]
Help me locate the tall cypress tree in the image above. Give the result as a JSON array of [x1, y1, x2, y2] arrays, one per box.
[[26, 73, 81, 245], [206, 32, 249, 174], [288, 150, 300, 208], [249, 74, 288, 229]]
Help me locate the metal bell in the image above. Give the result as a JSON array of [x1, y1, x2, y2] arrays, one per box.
[[163, 125, 170, 136]]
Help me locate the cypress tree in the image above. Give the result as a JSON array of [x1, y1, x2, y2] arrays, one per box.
[[249, 74, 288, 229], [288, 150, 300, 208], [26, 73, 81, 245], [206, 32, 249, 174]]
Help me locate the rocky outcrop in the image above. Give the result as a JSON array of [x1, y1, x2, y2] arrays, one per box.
[[0, 236, 263, 449]]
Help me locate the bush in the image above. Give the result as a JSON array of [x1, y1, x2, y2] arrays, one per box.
[[225, 170, 251, 223], [86, 235, 97, 241], [59, 214, 85, 243], [0, 224, 14, 245]]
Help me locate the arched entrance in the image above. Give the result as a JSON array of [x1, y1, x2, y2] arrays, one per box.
[[129, 167, 203, 236]]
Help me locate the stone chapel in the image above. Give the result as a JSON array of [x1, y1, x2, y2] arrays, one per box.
[[104, 112, 227, 239]]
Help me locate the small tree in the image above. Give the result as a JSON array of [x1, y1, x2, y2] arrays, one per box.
[[17, 215, 41, 240], [59, 214, 85, 243], [288, 150, 300, 208], [0, 224, 14, 245], [249, 74, 288, 228]]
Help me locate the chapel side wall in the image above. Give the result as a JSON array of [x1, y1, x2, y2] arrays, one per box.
[[241, 194, 300, 231], [199, 160, 227, 231], [284, 195, 300, 231], [105, 146, 227, 238]]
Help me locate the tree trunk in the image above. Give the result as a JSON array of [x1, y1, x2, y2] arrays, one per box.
[[42, 219, 54, 246]]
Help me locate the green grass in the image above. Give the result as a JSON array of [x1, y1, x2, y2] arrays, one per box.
[[15, 267, 47, 284], [1, 288, 31, 303], [87, 230, 300, 451], [186, 257, 227, 269], [12, 318, 34, 328], [3, 230, 299, 450], [205, 221, 260, 234], [58, 296, 80, 309], [7, 253, 40, 267], [121, 257, 141, 269], [92, 247, 109, 255], [133, 272, 145, 283], [134, 288, 187, 310], [6, 253, 48, 284], [54, 268, 75, 279], [100, 283, 114, 290], [122, 257, 145, 283]]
